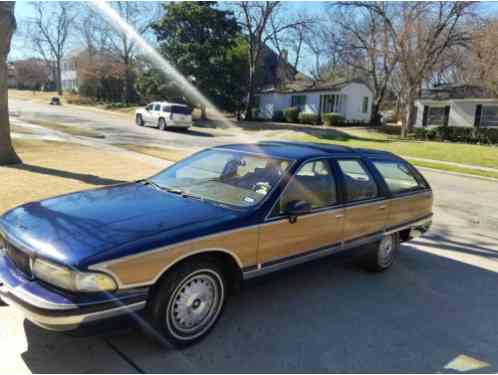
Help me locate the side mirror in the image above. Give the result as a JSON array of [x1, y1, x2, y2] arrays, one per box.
[[285, 200, 311, 223]]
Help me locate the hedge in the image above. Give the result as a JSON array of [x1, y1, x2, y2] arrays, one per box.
[[298, 112, 321, 125], [283, 107, 300, 123], [323, 112, 345, 126], [414, 126, 498, 144]]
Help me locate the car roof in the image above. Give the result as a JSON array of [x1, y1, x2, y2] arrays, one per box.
[[152, 101, 189, 107], [213, 141, 400, 162]]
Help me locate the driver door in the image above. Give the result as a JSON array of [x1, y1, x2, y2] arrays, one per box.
[[143, 103, 154, 124], [257, 159, 345, 267]]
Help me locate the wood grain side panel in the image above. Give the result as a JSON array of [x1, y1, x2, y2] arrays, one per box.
[[258, 209, 344, 265], [104, 227, 259, 287], [387, 192, 433, 229], [343, 202, 387, 242]]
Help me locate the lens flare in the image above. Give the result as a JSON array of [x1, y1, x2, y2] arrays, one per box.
[[90, 0, 236, 131]]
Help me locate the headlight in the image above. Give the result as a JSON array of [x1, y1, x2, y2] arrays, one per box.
[[31, 258, 117, 293]]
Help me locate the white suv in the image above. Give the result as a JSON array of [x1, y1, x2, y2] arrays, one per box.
[[136, 102, 193, 130]]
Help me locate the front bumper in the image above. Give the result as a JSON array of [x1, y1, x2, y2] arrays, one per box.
[[0, 254, 146, 331]]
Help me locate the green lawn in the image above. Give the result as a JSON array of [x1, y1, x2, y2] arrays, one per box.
[[284, 129, 498, 170]]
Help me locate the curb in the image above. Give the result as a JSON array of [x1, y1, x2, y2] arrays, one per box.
[[416, 166, 498, 183]]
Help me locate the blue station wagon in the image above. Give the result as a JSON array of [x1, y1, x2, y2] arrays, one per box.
[[0, 142, 433, 345]]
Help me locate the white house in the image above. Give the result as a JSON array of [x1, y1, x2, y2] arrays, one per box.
[[414, 84, 498, 128], [255, 79, 373, 122]]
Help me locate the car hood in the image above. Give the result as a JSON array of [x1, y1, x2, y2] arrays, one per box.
[[0, 183, 238, 266]]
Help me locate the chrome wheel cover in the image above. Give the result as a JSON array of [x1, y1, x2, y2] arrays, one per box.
[[166, 270, 224, 340], [378, 235, 395, 267]]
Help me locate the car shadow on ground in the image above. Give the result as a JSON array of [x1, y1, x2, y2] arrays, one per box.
[[6, 163, 127, 186], [19, 244, 498, 373]]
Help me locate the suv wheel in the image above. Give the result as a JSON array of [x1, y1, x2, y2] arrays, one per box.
[[136, 114, 144, 126], [158, 118, 167, 130], [148, 259, 227, 346], [360, 233, 399, 272]]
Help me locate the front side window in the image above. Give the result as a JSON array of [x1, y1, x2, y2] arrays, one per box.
[[146, 104, 153, 111], [372, 161, 421, 194], [337, 160, 378, 202], [427, 106, 445, 125], [150, 150, 291, 208], [277, 160, 336, 214], [481, 105, 498, 127]]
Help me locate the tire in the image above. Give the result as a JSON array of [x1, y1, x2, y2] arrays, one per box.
[[360, 233, 399, 272], [136, 114, 144, 126], [148, 258, 227, 346], [158, 118, 167, 130]]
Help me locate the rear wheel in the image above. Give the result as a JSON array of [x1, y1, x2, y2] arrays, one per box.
[[158, 118, 167, 130], [360, 233, 399, 272], [148, 259, 227, 346], [136, 114, 144, 126]]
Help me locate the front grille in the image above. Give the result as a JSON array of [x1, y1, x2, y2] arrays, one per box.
[[5, 241, 32, 278]]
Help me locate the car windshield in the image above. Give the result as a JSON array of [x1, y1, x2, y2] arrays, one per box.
[[150, 149, 292, 208]]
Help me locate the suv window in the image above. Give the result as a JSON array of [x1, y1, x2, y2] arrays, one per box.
[[154, 104, 161, 111], [146, 104, 153, 111], [372, 160, 421, 194], [337, 159, 378, 202], [172, 106, 192, 115], [277, 160, 336, 213], [162, 105, 172, 112]]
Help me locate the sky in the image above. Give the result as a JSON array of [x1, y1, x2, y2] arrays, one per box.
[[9, 1, 327, 75], [9, 1, 498, 76]]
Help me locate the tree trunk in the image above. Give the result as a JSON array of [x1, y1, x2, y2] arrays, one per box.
[[402, 87, 417, 137], [0, 2, 21, 165], [244, 67, 256, 121], [55, 58, 63, 96], [370, 97, 382, 126], [200, 104, 207, 120]]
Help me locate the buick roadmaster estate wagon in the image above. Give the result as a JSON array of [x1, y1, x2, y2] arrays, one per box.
[[0, 142, 433, 345]]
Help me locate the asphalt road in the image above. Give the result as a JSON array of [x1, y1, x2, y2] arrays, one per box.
[[2, 100, 498, 373]]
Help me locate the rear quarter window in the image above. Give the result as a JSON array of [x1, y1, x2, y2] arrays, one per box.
[[172, 106, 192, 115], [372, 160, 423, 194]]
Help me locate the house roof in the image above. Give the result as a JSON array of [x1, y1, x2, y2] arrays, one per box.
[[258, 78, 369, 95], [419, 84, 496, 100]]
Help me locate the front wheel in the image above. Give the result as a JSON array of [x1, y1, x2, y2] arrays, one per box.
[[360, 233, 399, 272], [148, 259, 227, 346], [136, 114, 144, 126]]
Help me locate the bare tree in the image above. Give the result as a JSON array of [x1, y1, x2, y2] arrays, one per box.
[[233, 1, 313, 119], [330, 3, 399, 125], [0, 2, 21, 165], [100, 1, 158, 105], [14, 58, 49, 90], [27, 2, 76, 96]]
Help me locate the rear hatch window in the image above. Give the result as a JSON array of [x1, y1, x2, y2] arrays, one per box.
[[172, 106, 192, 115]]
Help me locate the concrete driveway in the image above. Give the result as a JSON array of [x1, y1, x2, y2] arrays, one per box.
[[2, 100, 498, 373]]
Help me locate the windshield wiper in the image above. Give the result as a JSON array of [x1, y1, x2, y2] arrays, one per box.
[[142, 179, 167, 192]]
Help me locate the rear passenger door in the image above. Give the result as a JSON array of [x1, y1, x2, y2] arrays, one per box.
[[335, 159, 388, 244]]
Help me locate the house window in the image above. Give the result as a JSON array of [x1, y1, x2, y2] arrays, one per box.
[[427, 107, 446, 126], [254, 95, 261, 108], [362, 97, 369, 113], [291, 95, 306, 109], [480, 105, 498, 127]]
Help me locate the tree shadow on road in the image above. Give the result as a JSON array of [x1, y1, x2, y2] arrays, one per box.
[[18, 246, 498, 373], [6, 163, 126, 186]]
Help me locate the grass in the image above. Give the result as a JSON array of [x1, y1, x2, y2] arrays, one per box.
[[9, 89, 63, 104], [408, 159, 498, 180], [284, 130, 498, 170], [116, 144, 193, 162], [0, 139, 160, 215]]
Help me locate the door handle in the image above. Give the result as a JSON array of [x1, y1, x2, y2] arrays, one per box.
[[335, 214, 344, 219], [378, 205, 387, 210]]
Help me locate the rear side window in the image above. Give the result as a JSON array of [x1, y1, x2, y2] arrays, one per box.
[[337, 160, 378, 202], [154, 104, 161, 111], [172, 106, 192, 115], [372, 160, 422, 194]]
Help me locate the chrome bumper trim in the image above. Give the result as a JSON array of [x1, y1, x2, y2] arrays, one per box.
[[384, 216, 433, 235], [0, 284, 146, 331]]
